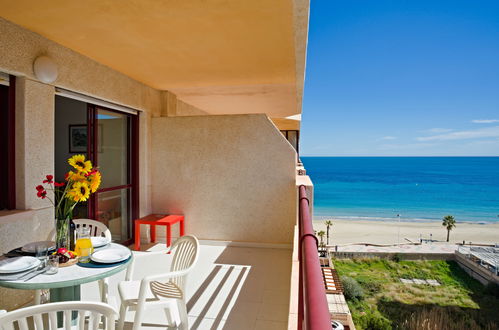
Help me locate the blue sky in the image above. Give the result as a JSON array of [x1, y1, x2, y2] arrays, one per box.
[[300, 0, 499, 156]]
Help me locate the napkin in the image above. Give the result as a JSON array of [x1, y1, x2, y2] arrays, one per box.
[[3, 248, 34, 258]]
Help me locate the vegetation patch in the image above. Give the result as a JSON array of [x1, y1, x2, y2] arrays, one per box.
[[333, 258, 499, 330]]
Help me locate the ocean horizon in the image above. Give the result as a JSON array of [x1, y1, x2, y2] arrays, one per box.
[[301, 156, 499, 224]]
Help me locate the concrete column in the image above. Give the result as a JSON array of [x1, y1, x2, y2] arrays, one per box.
[[160, 90, 177, 117], [15, 77, 55, 210]]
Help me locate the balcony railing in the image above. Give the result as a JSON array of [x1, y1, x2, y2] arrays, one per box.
[[298, 185, 331, 330]]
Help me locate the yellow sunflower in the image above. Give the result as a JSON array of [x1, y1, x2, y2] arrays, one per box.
[[66, 170, 86, 182], [88, 171, 101, 193], [68, 154, 93, 174], [66, 181, 91, 202]]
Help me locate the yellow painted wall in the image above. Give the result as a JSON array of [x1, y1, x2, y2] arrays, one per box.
[[151, 114, 297, 244]]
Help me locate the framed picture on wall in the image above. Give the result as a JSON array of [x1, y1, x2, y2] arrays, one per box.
[[69, 125, 87, 153], [69, 124, 103, 153]]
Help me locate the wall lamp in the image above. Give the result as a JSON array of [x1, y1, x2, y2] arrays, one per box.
[[33, 56, 58, 83]]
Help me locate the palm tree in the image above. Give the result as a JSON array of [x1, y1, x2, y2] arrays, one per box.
[[324, 220, 333, 245], [317, 230, 326, 247], [442, 215, 456, 242], [316, 230, 327, 257]]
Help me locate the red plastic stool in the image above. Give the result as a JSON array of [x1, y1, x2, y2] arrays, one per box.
[[134, 214, 185, 251]]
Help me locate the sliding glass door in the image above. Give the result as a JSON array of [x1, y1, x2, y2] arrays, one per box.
[[55, 96, 139, 243], [91, 108, 135, 243]]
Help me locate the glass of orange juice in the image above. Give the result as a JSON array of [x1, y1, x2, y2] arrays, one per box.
[[75, 227, 94, 263]]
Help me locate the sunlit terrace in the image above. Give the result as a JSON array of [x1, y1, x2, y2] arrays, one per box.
[[80, 243, 292, 330]]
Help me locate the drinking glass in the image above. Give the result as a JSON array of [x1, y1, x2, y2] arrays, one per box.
[[35, 245, 48, 267], [75, 227, 94, 263], [45, 255, 59, 275]]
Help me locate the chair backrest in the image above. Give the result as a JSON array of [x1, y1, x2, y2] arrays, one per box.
[[46, 219, 111, 242], [73, 219, 112, 240], [170, 235, 199, 289], [0, 301, 118, 330]]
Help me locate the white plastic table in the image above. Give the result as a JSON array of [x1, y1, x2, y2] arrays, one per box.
[[0, 248, 132, 302]]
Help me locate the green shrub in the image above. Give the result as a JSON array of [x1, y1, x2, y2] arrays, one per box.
[[357, 278, 382, 294], [342, 276, 364, 300], [355, 310, 391, 330], [365, 314, 392, 330], [391, 253, 402, 262]]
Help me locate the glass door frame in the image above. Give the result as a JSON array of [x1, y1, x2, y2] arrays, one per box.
[[86, 104, 139, 245]]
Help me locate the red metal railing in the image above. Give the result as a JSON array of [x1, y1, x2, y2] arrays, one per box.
[[298, 185, 331, 330]]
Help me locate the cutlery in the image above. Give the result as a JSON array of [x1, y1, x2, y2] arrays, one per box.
[[22, 264, 47, 282], [17, 267, 41, 280]]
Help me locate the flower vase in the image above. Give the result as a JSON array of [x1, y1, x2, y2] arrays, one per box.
[[55, 217, 70, 249]]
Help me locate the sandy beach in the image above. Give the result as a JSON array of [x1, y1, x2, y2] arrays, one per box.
[[313, 219, 499, 246]]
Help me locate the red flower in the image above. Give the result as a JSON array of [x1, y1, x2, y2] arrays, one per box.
[[54, 182, 65, 187], [85, 169, 97, 177], [43, 175, 54, 184], [37, 190, 47, 199], [36, 185, 44, 191]]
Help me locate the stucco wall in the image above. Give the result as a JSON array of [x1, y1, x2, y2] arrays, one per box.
[[151, 114, 297, 244], [160, 90, 208, 117], [15, 78, 55, 210]]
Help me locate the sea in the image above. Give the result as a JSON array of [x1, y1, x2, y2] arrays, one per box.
[[301, 157, 499, 224]]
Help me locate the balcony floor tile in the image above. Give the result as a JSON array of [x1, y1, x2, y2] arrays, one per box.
[[81, 243, 292, 329]]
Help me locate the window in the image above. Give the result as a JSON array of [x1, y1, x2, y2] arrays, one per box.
[[0, 74, 15, 210]]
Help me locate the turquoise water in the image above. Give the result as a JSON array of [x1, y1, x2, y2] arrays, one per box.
[[301, 157, 499, 223]]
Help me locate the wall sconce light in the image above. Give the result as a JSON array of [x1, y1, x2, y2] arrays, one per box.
[[33, 56, 58, 83]]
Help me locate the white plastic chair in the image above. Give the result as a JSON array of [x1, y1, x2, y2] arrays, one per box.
[[46, 219, 112, 243], [74, 219, 112, 305], [41, 219, 112, 305], [73, 219, 112, 241], [117, 235, 199, 330], [0, 301, 118, 330]]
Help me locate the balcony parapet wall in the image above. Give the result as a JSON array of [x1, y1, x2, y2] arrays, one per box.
[[150, 113, 297, 244]]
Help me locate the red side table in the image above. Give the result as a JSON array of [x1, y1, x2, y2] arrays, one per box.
[[134, 214, 185, 251]]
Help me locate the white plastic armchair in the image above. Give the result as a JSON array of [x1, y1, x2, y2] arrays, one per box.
[[0, 301, 118, 330], [118, 235, 199, 330]]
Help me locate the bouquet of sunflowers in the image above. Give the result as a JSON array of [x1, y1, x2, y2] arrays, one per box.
[[36, 154, 101, 248]]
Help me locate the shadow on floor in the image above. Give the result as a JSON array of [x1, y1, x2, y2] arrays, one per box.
[[187, 246, 292, 330]]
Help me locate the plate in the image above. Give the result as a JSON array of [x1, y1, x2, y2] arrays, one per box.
[[90, 237, 111, 248], [0, 257, 41, 274], [21, 241, 55, 253], [90, 245, 131, 264]]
